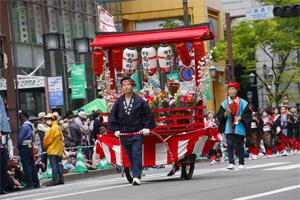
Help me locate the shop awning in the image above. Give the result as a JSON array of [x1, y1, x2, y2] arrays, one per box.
[[90, 23, 216, 49]]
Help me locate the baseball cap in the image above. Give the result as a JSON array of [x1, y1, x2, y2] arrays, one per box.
[[99, 126, 106, 134], [78, 108, 84, 112], [78, 111, 87, 119], [18, 109, 28, 116], [38, 112, 46, 119], [44, 113, 55, 119]]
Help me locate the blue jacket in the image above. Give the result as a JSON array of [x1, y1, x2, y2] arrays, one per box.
[[17, 119, 34, 148]]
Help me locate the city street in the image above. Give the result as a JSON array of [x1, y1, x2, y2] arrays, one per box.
[[3, 155, 300, 200]]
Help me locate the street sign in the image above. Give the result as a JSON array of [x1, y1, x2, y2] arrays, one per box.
[[180, 66, 195, 81], [246, 5, 274, 21], [71, 64, 86, 99], [48, 76, 64, 106]]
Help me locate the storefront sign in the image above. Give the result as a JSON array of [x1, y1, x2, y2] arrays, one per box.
[[71, 64, 86, 99], [48, 76, 64, 106]]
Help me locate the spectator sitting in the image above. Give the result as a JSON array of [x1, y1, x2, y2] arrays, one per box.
[[62, 143, 76, 170], [5, 163, 23, 192]]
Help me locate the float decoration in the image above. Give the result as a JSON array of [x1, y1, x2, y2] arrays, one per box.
[[157, 44, 174, 74], [111, 47, 123, 71], [141, 46, 157, 75], [175, 42, 191, 66], [122, 47, 138, 75]]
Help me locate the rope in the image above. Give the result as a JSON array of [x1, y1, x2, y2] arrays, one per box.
[[34, 145, 95, 157]]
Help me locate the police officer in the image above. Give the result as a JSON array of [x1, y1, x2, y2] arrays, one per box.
[[17, 110, 40, 189], [0, 94, 11, 195]]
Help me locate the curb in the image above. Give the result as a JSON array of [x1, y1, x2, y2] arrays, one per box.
[[40, 159, 211, 186]]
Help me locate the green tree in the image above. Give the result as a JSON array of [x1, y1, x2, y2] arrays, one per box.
[[213, 0, 300, 107]]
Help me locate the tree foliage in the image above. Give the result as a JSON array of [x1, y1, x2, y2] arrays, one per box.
[[212, 0, 300, 107]]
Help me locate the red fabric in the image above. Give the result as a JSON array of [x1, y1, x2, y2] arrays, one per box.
[[227, 82, 240, 91], [175, 42, 191, 66], [90, 26, 216, 48], [274, 145, 281, 152], [253, 147, 259, 155], [292, 137, 300, 150], [281, 135, 292, 149], [111, 48, 123, 71], [266, 149, 272, 155], [92, 50, 103, 76]]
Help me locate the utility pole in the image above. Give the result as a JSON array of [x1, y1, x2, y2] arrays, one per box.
[[183, 0, 189, 26], [1, 0, 19, 154], [225, 13, 245, 83]]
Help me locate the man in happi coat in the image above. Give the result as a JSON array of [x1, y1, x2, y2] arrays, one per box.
[[106, 76, 156, 185], [216, 82, 252, 170]]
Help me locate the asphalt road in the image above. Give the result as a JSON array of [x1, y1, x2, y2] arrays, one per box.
[[3, 155, 300, 200]]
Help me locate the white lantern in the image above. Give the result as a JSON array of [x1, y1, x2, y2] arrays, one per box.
[[157, 44, 174, 74], [122, 48, 138, 75], [141, 46, 157, 75]]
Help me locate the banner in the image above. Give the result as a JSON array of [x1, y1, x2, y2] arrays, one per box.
[[98, 6, 116, 32], [71, 64, 86, 99], [48, 76, 64, 106]]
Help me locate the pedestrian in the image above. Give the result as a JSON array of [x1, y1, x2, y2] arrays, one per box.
[[246, 105, 262, 160], [43, 114, 64, 186], [270, 107, 281, 156], [16, 110, 40, 189], [275, 106, 294, 156], [75, 111, 89, 158], [61, 122, 74, 147], [261, 110, 274, 157], [205, 111, 221, 165], [290, 108, 300, 155], [36, 112, 50, 169], [0, 94, 12, 195], [69, 115, 82, 147], [92, 110, 103, 139], [106, 76, 156, 185], [216, 82, 252, 170]]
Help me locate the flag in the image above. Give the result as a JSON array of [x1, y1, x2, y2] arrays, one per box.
[[96, 128, 222, 166], [98, 6, 116, 32]]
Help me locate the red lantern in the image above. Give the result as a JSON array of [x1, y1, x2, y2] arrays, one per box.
[[193, 41, 206, 67], [92, 49, 103, 76], [112, 48, 122, 71], [175, 42, 191, 66]]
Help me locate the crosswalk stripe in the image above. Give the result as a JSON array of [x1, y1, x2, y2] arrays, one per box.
[[262, 164, 300, 170], [245, 162, 291, 169]]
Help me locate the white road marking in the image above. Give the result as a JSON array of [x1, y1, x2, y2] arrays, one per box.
[[262, 163, 300, 170], [245, 162, 291, 169], [232, 184, 300, 200]]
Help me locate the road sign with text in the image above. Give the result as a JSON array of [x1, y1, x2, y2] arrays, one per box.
[[246, 5, 274, 21]]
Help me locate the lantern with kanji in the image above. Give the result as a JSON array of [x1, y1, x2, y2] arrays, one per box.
[[141, 46, 157, 75], [175, 42, 191, 66], [92, 49, 103, 76], [157, 44, 174, 74], [193, 41, 206, 67], [112, 47, 123, 71], [122, 47, 138, 75]]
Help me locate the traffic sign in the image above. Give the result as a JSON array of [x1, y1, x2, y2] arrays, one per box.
[[180, 66, 195, 81], [246, 5, 274, 21], [48, 76, 64, 106], [186, 43, 193, 52]]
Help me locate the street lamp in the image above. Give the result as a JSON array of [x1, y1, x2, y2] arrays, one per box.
[[267, 72, 274, 80], [42, 33, 65, 51], [209, 65, 217, 113], [249, 72, 256, 84], [73, 37, 94, 54], [247, 91, 253, 105]]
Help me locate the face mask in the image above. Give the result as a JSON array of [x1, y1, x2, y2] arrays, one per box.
[[59, 120, 64, 124], [46, 120, 52, 126]]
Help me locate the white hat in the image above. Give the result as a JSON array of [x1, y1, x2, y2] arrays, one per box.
[[78, 111, 87, 119], [38, 112, 46, 119], [53, 112, 60, 119]]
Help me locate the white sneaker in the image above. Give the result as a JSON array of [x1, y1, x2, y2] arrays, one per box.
[[227, 164, 235, 170], [210, 160, 216, 165], [266, 155, 272, 158], [253, 155, 258, 160], [275, 152, 280, 157], [294, 150, 298, 155], [249, 154, 253, 160], [290, 150, 294, 156], [282, 150, 288, 156], [238, 165, 245, 170], [297, 150, 300, 155]]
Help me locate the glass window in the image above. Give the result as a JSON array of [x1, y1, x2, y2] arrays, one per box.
[[85, 15, 96, 38], [59, 10, 72, 48], [208, 16, 220, 48], [12, 1, 30, 43], [16, 44, 33, 68], [33, 46, 45, 69], [44, 6, 58, 33], [29, 3, 44, 44], [72, 13, 84, 38]]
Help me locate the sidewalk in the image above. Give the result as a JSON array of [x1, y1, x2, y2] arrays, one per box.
[[40, 158, 210, 186]]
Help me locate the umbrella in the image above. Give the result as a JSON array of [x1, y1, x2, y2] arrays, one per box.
[[73, 98, 107, 115]]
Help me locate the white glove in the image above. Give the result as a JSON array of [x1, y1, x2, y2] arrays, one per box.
[[115, 131, 120, 137], [9, 151, 14, 160], [276, 127, 281, 134], [142, 129, 150, 136]]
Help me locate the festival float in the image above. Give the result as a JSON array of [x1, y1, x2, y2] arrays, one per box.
[[90, 23, 221, 182]]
